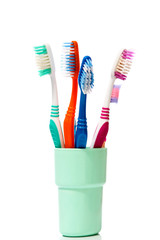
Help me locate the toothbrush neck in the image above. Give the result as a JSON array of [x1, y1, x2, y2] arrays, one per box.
[[78, 91, 87, 119], [69, 76, 78, 109], [51, 73, 58, 106], [103, 77, 115, 108]]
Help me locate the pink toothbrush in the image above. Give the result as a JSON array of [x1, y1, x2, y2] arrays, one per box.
[[90, 49, 134, 148]]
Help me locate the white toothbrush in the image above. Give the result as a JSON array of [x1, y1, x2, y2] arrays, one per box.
[[34, 44, 64, 148], [90, 49, 135, 148]]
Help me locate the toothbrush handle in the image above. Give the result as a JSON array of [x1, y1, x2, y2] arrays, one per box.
[[93, 121, 109, 148], [63, 76, 78, 148], [49, 119, 64, 148], [63, 106, 75, 148], [75, 92, 87, 148], [91, 108, 110, 148], [49, 105, 64, 148], [75, 118, 87, 148]]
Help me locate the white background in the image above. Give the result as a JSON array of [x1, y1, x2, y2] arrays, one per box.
[[0, 0, 160, 239]]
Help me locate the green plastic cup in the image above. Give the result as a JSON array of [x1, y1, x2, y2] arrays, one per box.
[[54, 148, 107, 237]]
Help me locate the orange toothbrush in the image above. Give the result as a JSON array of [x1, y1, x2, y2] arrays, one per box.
[[61, 41, 80, 148]]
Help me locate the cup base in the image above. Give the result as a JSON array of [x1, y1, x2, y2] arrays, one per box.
[[58, 187, 102, 237], [63, 232, 99, 238]]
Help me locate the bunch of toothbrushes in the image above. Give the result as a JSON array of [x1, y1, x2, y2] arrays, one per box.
[[34, 42, 134, 149]]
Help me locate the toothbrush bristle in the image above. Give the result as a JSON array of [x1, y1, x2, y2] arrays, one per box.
[[78, 56, 94, 94], [61, 41, 80, 78], [114, 49, 135, 80], [110, 85, 121, 103], [34, 45, 51, 76]]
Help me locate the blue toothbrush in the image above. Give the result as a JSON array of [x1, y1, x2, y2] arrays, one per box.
[[75, 56, 94, 148]]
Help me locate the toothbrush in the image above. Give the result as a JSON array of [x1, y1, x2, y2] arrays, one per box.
[[34, 44, 64, 148], [75, 56, 94, 148], [90, 49, 134, 148], [61, 41, 80, 148]]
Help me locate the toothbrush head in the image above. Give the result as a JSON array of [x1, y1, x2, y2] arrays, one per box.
[[114, 49, 135, 80], [61, 41, 80, 78], [110, 85, 121, 103], [78, 56, 94, 94], [34, 44, 55, 76]]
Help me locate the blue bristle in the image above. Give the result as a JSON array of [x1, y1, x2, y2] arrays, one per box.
[[78, 56, 94, 94], [61, 41, 77, 76], [63, 42, 74, 47]]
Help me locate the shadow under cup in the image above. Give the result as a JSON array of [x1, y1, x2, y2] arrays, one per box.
[[54, 148, 107, 237]]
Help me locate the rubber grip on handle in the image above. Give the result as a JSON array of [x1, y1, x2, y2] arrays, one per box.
[[49, 119, 61, 148], [75, 128, 87, 148], [75, 118, 87, 148], [93, 122, 109, 148]]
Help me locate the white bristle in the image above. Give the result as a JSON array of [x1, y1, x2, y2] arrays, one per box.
[[116, 58, 132, 76], [115, 50, 134, 78], [80, 58, 94, 94], [35, 54, 51, 71]]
